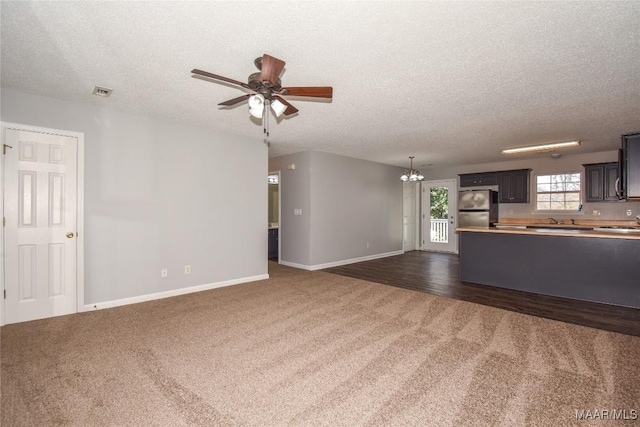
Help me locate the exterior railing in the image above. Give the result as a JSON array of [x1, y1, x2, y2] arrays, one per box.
[[430, 219, 448, 243]]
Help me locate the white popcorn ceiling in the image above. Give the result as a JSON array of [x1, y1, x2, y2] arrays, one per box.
[[1, 1, 639, 168]]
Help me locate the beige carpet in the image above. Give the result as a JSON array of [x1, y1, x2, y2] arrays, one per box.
[[2, 262, 639, 426]]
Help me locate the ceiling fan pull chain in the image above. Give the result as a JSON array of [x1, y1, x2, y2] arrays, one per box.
[[265, 102, 270, 137]]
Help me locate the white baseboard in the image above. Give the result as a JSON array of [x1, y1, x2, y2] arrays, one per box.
[[278, 260, 311, 270], [280, 250, 404, 271], [82, 273, 269, 312]]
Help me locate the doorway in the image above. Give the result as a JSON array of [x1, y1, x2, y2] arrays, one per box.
[[1, 123, 84, 325], [421, 179, 457, 253], [268, 171, 280, 262]]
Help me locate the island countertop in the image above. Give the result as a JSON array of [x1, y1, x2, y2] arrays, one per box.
[[456, 226, 640, 240], [458, 226, 640, 308]]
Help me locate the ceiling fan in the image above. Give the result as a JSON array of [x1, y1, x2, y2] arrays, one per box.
[[191, 54, 333, 121]]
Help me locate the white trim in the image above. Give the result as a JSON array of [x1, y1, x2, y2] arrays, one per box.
[[268, 169, 281, 263], [279, 260, 311, 270], [280, 250, 405, 271], [532, 171, 583, 213], [420, 178, 459, 254], [82, 274, 269, 312], [0, 129, 5, 326], [414, 184, 420, 250], [0, 122, 85, 327]]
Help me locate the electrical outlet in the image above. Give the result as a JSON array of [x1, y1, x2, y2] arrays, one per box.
[[161, 268, 168, 278], [294, 208, 302, 215], [592, 210, 601, 216], [184, 265, 191, 275], [366, 242, 370, 249]]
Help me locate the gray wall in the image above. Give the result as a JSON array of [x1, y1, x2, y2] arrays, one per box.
[[270, 150, 403, 268], [426, 150, 640, 220], [309, 151, 403, 265], [269, 151, 311, 266], [2, 89, 267, 304]]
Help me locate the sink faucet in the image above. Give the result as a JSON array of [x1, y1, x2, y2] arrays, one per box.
[[548, 217, 559, 224]]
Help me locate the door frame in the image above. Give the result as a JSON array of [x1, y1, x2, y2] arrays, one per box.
[[402, 182, 420, 251], [268, 170, 281, 263], [0, 122, 85, 326], [420, 178, 458, 254]]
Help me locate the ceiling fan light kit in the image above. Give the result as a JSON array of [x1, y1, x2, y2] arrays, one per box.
[[248, 94, 265, 119], [501, 140, 580, 155], [270, 98, 287, 117], [192, 54, 333, 137], [400, 156, 425, 182]]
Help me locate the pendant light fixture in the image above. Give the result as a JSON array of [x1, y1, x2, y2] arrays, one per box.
[[400, 156, 425, 182]]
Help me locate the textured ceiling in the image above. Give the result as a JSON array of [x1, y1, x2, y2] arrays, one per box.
[[1, 1, 639, 169]]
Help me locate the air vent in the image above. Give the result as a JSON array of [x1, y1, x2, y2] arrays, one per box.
[[92, 85, 113, 97]]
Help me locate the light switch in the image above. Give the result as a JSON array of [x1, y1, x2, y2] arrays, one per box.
[[294, 208, 302, 215]]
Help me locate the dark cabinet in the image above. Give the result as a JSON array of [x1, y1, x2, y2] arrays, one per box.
[[623, 132, 640, 200], [584, 162, 620, 202], [268, 229, 278, 260], [497, 169, 530, 203], [459, 172, 498, 187]]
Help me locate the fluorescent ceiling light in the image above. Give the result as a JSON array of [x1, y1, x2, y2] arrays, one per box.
[[501, 141, 580, 155]]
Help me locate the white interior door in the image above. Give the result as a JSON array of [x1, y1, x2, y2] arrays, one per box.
[[421, 179, 457, 253], [3, 128, 78, 324]]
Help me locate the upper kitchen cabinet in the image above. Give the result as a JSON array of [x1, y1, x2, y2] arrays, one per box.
[[498, 169, 531, 203], [584, 162, 620, 202], [459, 172, 498, 187], [623, 132, 640, 200]]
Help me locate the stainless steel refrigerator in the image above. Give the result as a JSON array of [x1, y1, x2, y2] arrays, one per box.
[[458, 190, 498, 228]]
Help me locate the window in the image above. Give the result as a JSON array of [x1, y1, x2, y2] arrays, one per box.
[[536, 173, 581, 211]]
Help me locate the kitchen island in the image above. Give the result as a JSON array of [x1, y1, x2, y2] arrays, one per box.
[[457, 226, 640, 308]]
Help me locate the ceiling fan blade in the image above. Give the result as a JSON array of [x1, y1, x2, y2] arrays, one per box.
[[191, 69, 251, 89], [260, 54, 286, 86], [282, 87, 333, 98], [274, 96, 298, 116], [218, 94, 251, 107]]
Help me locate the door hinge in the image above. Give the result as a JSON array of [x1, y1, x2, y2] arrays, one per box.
[[3, 290, 6, 299], [2, 144, 13, 155], [2, 217, 5, 227]]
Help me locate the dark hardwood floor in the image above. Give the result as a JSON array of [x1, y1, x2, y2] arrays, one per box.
[[324, 251, 640, 337]]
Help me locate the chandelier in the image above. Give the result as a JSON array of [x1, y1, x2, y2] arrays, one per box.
[[400, 156, 425, 182]]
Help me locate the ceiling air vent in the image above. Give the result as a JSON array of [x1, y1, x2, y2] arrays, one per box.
[[92, 85, 113, 97]]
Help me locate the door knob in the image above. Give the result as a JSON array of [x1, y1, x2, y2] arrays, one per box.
[[66, 232, 75, 238]]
